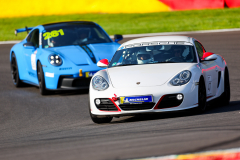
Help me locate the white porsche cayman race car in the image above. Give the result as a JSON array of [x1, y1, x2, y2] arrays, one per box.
[[89, 36, 230, 123]]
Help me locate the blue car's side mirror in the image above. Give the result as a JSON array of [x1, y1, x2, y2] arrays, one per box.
[[23, 42, 35, 49], [114, 34, 123, 42]]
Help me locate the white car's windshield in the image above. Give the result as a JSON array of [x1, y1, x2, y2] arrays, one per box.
[[108, 45, 197, 68], [42, 24, 112, 48]]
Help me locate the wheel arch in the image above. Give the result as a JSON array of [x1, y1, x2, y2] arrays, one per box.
[[199, 75, 205, 84], [10, 50, 15, 62], [224, 66, 230, 90], [36, 60, 41, 79]]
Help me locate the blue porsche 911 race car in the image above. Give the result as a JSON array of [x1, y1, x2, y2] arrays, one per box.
[[10, 21, 122, 95]]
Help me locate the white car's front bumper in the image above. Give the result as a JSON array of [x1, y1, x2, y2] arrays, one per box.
[[89, 81, 199, 117]]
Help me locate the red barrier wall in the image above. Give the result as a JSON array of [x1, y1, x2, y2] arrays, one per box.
[[160, 0, 224, 10], [225, 0, 240, 8]]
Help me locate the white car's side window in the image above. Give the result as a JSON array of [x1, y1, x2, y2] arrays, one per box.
[[194, 41, 204, 58]]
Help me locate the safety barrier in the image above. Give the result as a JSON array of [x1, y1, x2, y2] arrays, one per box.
[[0, 0, 239, 18]]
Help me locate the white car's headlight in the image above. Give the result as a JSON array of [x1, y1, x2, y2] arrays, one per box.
[[92, 75, 109, 91], [170, 70, 191, 86]]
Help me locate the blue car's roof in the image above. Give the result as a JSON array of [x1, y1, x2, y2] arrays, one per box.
[[42, 21, 97, 30]]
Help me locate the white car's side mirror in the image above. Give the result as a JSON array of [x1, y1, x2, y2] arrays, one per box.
[[202, 52, 217, 61], [97, 59, 109, 68]]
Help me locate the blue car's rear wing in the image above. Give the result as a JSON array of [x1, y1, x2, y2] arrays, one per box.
[[15, 26, 34, 36]]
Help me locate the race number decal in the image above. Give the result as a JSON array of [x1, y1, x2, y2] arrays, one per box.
[[43, 29, 64, 40]]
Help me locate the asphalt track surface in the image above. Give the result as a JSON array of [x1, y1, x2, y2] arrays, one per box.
[[0, 31, 240, 160]]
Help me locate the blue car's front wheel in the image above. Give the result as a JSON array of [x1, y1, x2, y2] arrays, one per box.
[[37, 61, 49, 95], [11, 52, 23, 87]]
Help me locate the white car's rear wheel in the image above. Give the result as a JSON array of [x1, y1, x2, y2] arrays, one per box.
[[222, 67, 230, 105]]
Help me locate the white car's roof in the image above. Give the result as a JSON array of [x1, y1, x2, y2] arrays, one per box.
[[119, 36, 193, 50], [124, 36, 191, 44]]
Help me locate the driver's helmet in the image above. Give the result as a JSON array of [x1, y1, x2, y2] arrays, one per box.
[[172, 45, 185, 57], [78, 28, 90, 39], [48, 37, 59, 47], [136, 50, 152, 64]]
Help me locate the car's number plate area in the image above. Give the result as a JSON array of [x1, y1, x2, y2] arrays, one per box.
[[120, 95, 153, 104], [85, 71, 97, 78]]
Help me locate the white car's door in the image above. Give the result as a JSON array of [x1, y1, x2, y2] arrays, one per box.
[[195, 41, 218, 98]]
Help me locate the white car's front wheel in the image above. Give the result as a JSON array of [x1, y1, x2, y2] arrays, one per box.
[[196, 77, 207, 113], [89, 101, 113, 124]]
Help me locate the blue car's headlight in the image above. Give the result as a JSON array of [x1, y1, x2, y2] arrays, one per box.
[[92, 75, 109, 91], [48, 54, 63, 66], [170, 70, 191, 86]]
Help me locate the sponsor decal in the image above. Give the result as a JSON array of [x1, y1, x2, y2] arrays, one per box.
[[45, 72, 54, 78], [120, 95, 153, 104], [31, 54, 36, 70], [59, 67, 72, 70], [85, 71, 97, 78]]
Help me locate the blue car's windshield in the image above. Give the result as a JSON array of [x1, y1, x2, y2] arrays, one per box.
[[42, 24, 112, 48], [108, 45, 197, 68]]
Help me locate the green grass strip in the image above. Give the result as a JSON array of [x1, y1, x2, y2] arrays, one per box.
[[0, 8, 240, 41]]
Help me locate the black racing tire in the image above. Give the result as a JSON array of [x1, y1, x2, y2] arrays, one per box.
[[10, 52, 23, 87], [37, 61, 49, 95], [222, 67, 230, 105], [196, 77, 207, 113], [89, 101, 113, 124]]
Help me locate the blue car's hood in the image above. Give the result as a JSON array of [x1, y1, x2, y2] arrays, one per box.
[[45, 43, 119, 65]]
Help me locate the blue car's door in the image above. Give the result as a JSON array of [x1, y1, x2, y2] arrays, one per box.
[[22, 29, 40, 84]]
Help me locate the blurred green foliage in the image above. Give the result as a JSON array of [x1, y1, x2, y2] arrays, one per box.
[[0, 8, 240, 41]]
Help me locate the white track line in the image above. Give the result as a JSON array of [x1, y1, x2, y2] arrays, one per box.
[[0, 41, 21, 44], [111, 28, 240, 38], [1, 28, 240, 44]]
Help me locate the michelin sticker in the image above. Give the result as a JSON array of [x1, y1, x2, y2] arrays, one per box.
[[120, 95, 153, 104]]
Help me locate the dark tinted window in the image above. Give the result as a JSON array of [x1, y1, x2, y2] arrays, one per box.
[[194, 41, 205, 58], [42, 24, 112, 48], [27, 29, 39, 48]]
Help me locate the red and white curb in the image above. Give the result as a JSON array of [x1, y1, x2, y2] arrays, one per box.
[[133, 147, 240, 160]]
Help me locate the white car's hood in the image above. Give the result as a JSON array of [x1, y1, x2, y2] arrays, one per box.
[[107, 63, 195, 88]]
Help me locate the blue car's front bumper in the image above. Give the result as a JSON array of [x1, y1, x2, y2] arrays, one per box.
[[43, 65, 100, 90]]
